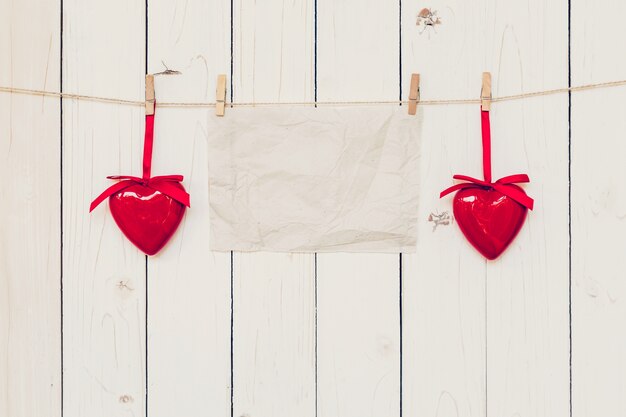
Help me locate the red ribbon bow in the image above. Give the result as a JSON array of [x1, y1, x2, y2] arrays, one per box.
[[89, 103, 190, 212], [439, 109, 534, 210], [89, 174, 190, 212]]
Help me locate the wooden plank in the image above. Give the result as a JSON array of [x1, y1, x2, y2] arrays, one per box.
[[232, 1, 316, 417], [146, 1, 232, 416], [571, 1, 626, 415], [316, 1, 400, 416], [316, 0, 398, 102], [0, 1, 61, 416], [401, 29, 487, 415], [233, 0, 314, 103], [317, 254, 400, 417], [62, 0, 146, 416], [486, 90, 570, 417], [401, 4, 487, 415], [233, 254, 316, 417], [483, 2, 570, 415]]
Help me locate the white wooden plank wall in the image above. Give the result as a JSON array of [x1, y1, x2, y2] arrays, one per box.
[[2, 0, 626, 416]]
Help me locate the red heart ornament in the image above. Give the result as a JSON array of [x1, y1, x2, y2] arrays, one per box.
[[453, 186, 527, 260], [90, 105, 190, 256], [440, 110, 534, 260], [109, 183, 186, 255]]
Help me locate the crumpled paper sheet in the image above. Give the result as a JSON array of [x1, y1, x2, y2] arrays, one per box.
[[207, 105, 421, 253]]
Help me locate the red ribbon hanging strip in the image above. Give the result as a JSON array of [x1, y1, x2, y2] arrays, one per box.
[[89, 103, 190, 212], [440, 109, 534, 210]]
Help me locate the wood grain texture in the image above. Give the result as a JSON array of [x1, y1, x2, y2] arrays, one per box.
[[316, 1, 400, 415], [401, 3, 487, 416], [0, 1, 61, 416], [316, 254, 400, 417], [233, 254, 316, 417], [233, 0, 314, 103], [232, 1, 316, 416], [571, 1, 626, 415], [62, 0, 146, 416], [146, 1, 232, 415], [399, 102, 487, 417], [483, 1, 570, 415], [317, 0, 398, 102]]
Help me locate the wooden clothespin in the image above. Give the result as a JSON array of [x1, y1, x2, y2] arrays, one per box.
[[216, 74, 227, 116], [145, 74, 155, 115], [481, 72, 492, 111], [408, 73, 420, 115]]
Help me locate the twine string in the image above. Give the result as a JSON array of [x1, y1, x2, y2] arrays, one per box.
[[2, 78, 626, 108]]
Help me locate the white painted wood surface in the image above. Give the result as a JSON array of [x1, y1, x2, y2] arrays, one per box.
[[483, 1, 570, 415], [62, 1, 146, 416], [2, 0, 626, 416], [571, 1, 626, 415], [146, 1, 231, 416], [233, 254, 316, 417], [0, 1, 61, 417], [402, 3, 486, 416]]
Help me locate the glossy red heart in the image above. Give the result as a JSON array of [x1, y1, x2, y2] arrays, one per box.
[[453, 186, 527, 260], [109, 183, 186, 255]]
